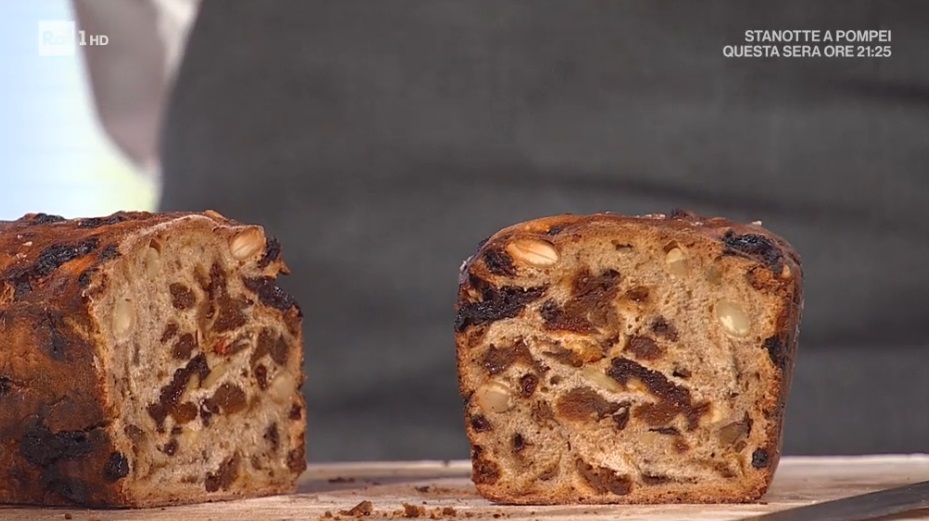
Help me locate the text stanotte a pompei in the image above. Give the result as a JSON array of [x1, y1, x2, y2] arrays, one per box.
[[723, 30, 892, 58]]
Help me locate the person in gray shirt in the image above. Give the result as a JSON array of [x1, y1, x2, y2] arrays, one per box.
[[76, 0, 929, 461]]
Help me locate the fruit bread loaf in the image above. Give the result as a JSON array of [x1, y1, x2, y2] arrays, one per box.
[[455, 210, 803, 504], [0, 211, 306, 507]]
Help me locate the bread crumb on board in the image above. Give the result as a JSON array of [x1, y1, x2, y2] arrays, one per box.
[[340, 500, 374, 517], [323, 501, 460, 520], [402, 503, 425, 517]]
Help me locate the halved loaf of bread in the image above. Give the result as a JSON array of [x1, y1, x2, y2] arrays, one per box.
[[455, 210, 803, 504], [0, 211, 306, 507]]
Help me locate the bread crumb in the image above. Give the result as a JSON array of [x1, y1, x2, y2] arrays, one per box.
[[328, 476, 356, 483], [64, 515, 72, 520], [340, 500, 374, 517], [322, 511, 334, 519], [426, 486, 459, 495], [426, 507, 456, 520], [415, 485, 430, 493], [416, 506, 458, 519], [402, 503, 425, 518]]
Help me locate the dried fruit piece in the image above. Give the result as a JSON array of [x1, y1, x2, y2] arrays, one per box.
[[482, 344, 519, 375], [626, 336, 665, 360], [556, 387, 623, 422], [751, 449, 769, 468], [103, 452, 130, 482], [455, 284, 548, 332], [254, 364, 269, 390], [519, 374, 539, 397], [650, 317, 679, 341], [172, 333, 197, 360], [470, 415, 492, 432], [471, 446, 501, 485], [540, 300, 595, 334], [169, 283, 196, 311], [171, 402, 199, 424], [160, 322, 179, 343], [207, 383, 248, 415], [204, 453, 241, 492], [483, 249, 516, 276], [624, 286, 650, 303], [575, 460, 632, 496]]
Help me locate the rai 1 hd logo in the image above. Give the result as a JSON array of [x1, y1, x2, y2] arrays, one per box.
[[38, 20, 109, 56]]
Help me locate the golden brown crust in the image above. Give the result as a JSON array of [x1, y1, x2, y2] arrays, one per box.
[[455, 210, 803, 504], [0, 211, 305, 507]]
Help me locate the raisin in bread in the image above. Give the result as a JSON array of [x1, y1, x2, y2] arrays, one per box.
[[0, 211, 306, 507], [455, 211, 803, 504]]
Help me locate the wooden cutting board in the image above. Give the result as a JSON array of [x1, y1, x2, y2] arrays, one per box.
[[2, 455, 929, 521]]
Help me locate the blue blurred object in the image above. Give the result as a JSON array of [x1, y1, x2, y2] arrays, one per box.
[[0, 0, 154, 220]]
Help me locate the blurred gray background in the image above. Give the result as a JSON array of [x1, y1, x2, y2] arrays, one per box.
[[138, 1, 929, 460]]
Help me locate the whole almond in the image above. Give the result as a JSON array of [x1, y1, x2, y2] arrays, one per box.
[[229, 228, 265, 261], [506, 239, 559, 268]]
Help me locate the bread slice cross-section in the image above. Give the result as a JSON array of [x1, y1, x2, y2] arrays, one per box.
[[455, 211, 803, 504], [0, 211, 306, 507]]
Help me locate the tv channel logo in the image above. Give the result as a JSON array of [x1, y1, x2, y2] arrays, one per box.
[[38, 20, 76, 56]]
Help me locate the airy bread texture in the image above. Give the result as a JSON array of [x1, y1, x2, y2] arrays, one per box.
[[0, 211, 306, 507], [455, 211, 803, 504]]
